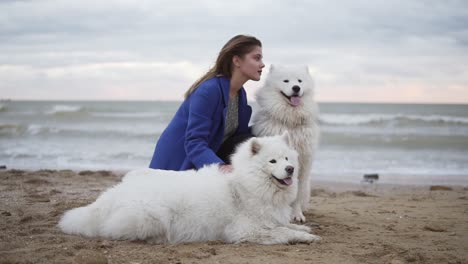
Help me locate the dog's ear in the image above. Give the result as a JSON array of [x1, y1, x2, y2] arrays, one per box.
[[250, 139, 261, 155], [281, 131, 291, 146], [269, 64, 275, 73], [304, 65, 310, 74]]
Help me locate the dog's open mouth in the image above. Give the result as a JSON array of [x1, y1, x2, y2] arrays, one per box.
[[271, 175, 293, 186], [280, 92, 301, 107]]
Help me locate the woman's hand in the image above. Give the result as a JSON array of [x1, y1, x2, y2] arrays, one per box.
[[219, 164, 233, 173]]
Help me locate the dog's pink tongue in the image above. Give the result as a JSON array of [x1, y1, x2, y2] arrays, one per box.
[[283, 177, 293, 185], [290, 96, 301, 106]]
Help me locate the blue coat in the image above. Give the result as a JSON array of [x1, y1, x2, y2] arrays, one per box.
[[149, 76, 252, 170]]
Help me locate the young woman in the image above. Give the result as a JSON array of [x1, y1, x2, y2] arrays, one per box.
[[149, 35, 265, 172]]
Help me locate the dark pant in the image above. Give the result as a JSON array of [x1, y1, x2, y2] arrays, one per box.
[[216, 133, 253, 164]]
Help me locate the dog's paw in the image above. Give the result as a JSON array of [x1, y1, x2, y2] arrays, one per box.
[[292, 211, 306, 223], [304, 233, 321, 243], [291, 232, 321, 244]]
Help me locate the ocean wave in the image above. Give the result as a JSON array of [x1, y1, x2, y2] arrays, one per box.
[[0, 123, 23, 134], [0, 123, 60, 136], [320, 114, 468, 126], [43, 105, 164, 119], [28, 124, 63, 135], [109, 152, 149, 160], [0, 123, 163, 138], [91, 112, 162, 118], [320, 131, 468, 149], [45, 105, 87, 115], [407, 115, 468, 125]]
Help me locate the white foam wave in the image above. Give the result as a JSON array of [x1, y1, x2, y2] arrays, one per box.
[[27, 124, 47, 135], [320, 114, 468, 126], [46, 105, 85, 115], [320, 114, 395, 125], [0, 123, 22, 134], [406, 114, 468, 124], [7, 124, 59, 135], [18, 124, 162, 137], [91, 112, 160, 118]]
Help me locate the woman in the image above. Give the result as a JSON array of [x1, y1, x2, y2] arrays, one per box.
[[149, 35, 265, 172]]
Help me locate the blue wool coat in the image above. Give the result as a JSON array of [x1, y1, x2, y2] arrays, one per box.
[[149, 76, 252, 170]]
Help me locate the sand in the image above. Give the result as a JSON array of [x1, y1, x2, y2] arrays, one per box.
[[0, 169, 467, 264]]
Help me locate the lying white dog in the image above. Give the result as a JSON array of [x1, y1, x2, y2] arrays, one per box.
[[252, 65, 320, 222], [59, 132, 321, 244]]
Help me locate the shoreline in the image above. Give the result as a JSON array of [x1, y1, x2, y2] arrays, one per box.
[[1, 169, 467, 263], [2, 167, 467, 187], [312, 173, 468, 187]]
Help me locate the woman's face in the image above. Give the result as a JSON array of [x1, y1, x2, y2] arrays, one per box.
[[234, 46, 265, 81]]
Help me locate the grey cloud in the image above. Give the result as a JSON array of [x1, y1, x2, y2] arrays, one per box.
[[0, 0, 467, 102]]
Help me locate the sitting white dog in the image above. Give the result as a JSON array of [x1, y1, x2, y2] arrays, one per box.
[[252, 65, 320, 222], [59, 132, 321, 244]]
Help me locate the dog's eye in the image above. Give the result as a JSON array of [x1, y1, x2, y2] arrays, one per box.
[[285, 157, 288, 161], [283, 80, 289, 83], [269, 159, 277, 163], [298, 79, 302, 83]]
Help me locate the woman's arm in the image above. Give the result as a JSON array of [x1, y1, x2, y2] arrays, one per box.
[[184, 82, 225, 169]]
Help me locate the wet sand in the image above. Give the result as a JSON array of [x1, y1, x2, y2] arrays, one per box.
[[0, 169, 467, 264]]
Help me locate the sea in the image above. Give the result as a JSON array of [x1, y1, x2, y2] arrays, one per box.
[[1, 100, 468, 185]]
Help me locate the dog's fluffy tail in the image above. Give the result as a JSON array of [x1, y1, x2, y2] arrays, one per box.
[[58, 205, 101, 237]]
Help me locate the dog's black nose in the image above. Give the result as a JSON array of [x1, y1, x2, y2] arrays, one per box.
[[292, 85, 301, 93], [285, 166, 294, 175]]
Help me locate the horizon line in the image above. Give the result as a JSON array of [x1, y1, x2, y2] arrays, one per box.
[[2, 98, 468, 105]]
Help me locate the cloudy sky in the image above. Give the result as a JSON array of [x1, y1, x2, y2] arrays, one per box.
[[1, 0, 467, 103]]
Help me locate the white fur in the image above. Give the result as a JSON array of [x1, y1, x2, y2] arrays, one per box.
[[58, 133, 321, 244], [252, 65, 320, 222]]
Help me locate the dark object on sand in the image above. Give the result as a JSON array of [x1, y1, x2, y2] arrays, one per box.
[[0, 165, 6, 170], [423, 225, 447, 232], [363, 174, 379, 183], [430, 185, 453, 191]]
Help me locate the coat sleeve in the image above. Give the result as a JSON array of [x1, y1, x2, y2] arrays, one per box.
[[184, 83, 225, 169]]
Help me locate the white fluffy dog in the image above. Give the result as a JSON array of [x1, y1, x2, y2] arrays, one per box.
[[59, 132, 321, 244], [252, 65, 320, 222]]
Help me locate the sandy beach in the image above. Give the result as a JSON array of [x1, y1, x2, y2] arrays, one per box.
[[0, 169, 467, 264]]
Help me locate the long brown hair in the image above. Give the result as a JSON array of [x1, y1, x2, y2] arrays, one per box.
[[184, 35, 262, 98]]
